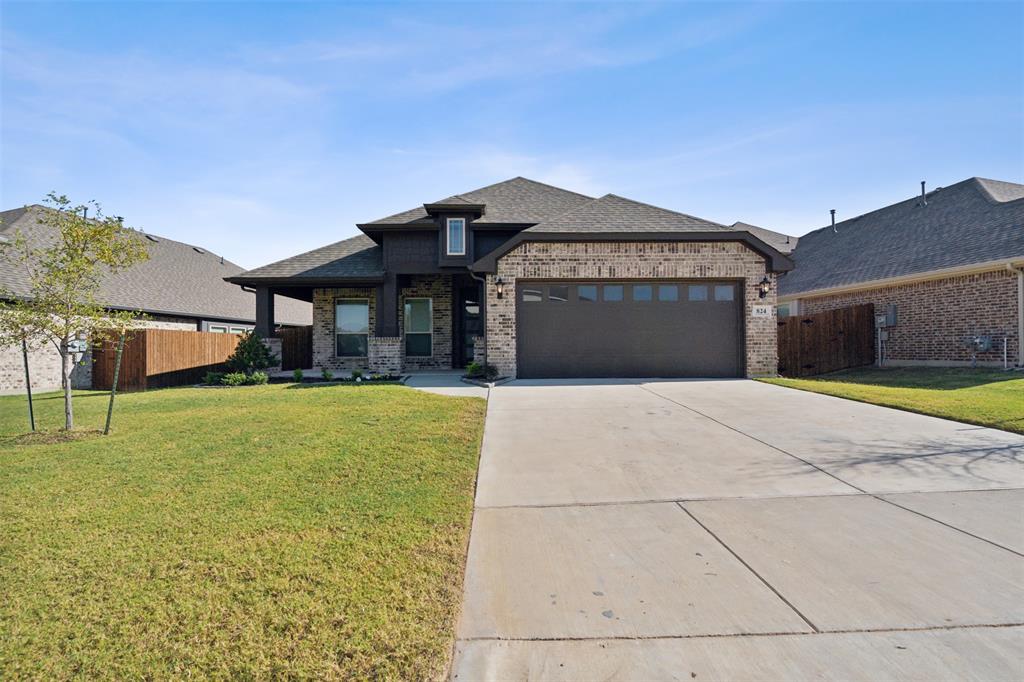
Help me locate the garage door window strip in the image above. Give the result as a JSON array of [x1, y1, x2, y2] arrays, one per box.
[[336, 299, 369, 357], [404, 297, 433, 357]]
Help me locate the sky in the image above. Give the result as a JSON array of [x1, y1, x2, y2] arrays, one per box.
[[2, 1, 1022, 269]]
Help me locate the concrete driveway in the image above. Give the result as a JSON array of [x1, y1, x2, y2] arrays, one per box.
[[452, 379, 1024, 681]]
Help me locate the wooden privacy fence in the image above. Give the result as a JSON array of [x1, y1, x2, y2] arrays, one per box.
[[777, 304, 875, 377], [279, 325, 313, 371], [93, 329, 240, 392]]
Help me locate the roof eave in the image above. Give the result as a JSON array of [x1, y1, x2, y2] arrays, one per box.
[[471, 231, 795, 273], [224, 274, 386, 287]]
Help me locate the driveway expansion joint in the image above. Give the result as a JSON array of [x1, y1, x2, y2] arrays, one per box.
[[676, 501, 821, 633]]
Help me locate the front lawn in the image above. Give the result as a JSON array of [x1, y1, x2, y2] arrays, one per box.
[[0, 384, 486, 679], [761, 367, 1024, 434]]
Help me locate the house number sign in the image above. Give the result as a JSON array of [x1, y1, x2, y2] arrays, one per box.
[[751, 305, 773, 318]]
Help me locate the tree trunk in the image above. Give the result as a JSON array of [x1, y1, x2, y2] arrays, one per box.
[[61, 343, 74, 430]]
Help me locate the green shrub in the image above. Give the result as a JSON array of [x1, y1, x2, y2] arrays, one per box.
[[292, 368, 304, 382], [203, 371, 224, 386], [226, 331, 278, 374], [466, 362, 499, 381], [246, 371, 269, 385], [351, 369, 363, 380], [221, 372, 247, 386], [465, 362, 482, 378], [321, 368, 334, 382]]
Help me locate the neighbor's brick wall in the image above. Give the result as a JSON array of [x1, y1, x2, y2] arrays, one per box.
[[399, 275, 453, 371], [312, 287, 376, 373], [485, 241, 777, 378], [796, 269, 1019, 366]]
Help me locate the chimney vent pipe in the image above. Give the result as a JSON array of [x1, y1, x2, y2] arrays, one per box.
[[831, 209, 837, 233]]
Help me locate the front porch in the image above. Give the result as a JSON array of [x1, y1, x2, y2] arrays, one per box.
[[257, 273, 485, 375]]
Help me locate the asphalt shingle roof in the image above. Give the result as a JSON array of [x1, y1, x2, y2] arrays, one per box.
[[526, 194, 730, 233], [732, 222, 798, 254], [0, 206, 311, 325], [230, 234, 382, 280], [364, 176, 594, 225], [778, 177, 1024, 297]]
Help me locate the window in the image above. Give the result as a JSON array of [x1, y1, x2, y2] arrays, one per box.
[[336, 300, 369, 357], [522, 288, 542, 302], [688, 285, 708, 301], [404, 298, 432, 357], [578, 285, 598, 302], [632, 285, 652, 301], [208, 325, 228, 333], [229, 327, 249, 334], [548, 286, 569, 302], [603, 285, 624, 302], [658, 285, 678, 302], [714, 285, 734, 301], [777, 303, 791, 318], [446, 218, 466, 256]]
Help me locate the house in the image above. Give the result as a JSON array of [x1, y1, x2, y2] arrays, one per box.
[[777, 178, 1024, 368], [0, 205, 312, 393], [227, 177, 794, 379]]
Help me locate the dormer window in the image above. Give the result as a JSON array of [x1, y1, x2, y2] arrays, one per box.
[[446, 218, 466, 256]]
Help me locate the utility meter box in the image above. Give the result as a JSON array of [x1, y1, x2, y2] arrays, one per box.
[[969, 336, 993, 352]]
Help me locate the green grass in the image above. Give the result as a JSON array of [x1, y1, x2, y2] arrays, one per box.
[[0, 384, 486, 680], [761, 367, 1024, 434]]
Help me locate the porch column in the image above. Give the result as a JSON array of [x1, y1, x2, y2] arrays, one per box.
[[376, 273, 399, 337], [254, 286, 275, 338]]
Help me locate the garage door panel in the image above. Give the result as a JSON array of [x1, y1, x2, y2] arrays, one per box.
[[517, 281, 742, 379]]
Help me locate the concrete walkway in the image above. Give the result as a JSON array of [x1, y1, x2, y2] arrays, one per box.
[[404, 371, 489, 399], [452, 379, 1024, 681]]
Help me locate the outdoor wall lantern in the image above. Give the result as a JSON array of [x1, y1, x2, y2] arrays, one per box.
[[495, 276, 505, 299], [758, 276, 771, 299]]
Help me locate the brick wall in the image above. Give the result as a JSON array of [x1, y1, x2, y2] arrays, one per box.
[[311, 276, 454, 374], [485, 241, 777, 378], [794, 268, 1019, 366], [399, 275, 453, 371], [312, 287, 376, 373]]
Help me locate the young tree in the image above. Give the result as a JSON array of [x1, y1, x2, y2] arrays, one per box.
[[0, 194, 149, 430]]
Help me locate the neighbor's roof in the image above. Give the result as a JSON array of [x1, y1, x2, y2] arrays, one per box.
[[0, 206, 311, 325], [362, 176, 594, 226], [778, 177, 1024, 297], [525, 194, 729, 233], [732, 222, 798, 254]]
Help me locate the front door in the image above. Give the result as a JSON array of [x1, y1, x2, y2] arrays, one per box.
[[456, 285, 483, 368]]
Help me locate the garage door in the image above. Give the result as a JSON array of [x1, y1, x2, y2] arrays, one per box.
[[516, 281, 742, 378]]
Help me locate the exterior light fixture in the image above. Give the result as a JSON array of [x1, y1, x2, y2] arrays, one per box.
[[495, 275, 505, 299], [758, 276, 771, 299]]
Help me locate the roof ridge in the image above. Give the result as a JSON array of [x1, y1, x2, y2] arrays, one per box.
[[602, 193, 732, 230], [972, 177, 1024, 204]]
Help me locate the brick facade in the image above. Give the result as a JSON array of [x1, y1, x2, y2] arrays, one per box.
[[791, 268, 1019, 366], [484, 241, 777, 378], [311, 275, 454, 374], [398, 275, 453, 371]]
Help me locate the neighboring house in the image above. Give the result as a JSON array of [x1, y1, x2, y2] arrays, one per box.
[[227, 177, 794, 379], [778, 178, 1024, 368], [0, 205, 312, 393]]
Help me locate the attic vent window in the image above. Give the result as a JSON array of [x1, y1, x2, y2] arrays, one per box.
[[446, 218, 466, 256], [145, 234, 159, 242], [193, 247, 205, 254]]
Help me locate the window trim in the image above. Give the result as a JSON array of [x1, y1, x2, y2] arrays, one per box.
[[404, 297, 433, 358], [335, 298, 370, 358], [446, 217, 466, 256]]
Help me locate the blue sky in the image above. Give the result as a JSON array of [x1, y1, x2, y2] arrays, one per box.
[[2, 1, 1022, 269]]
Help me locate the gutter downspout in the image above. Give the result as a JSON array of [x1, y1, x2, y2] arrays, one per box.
[[1012, 263, 1024, 368]]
